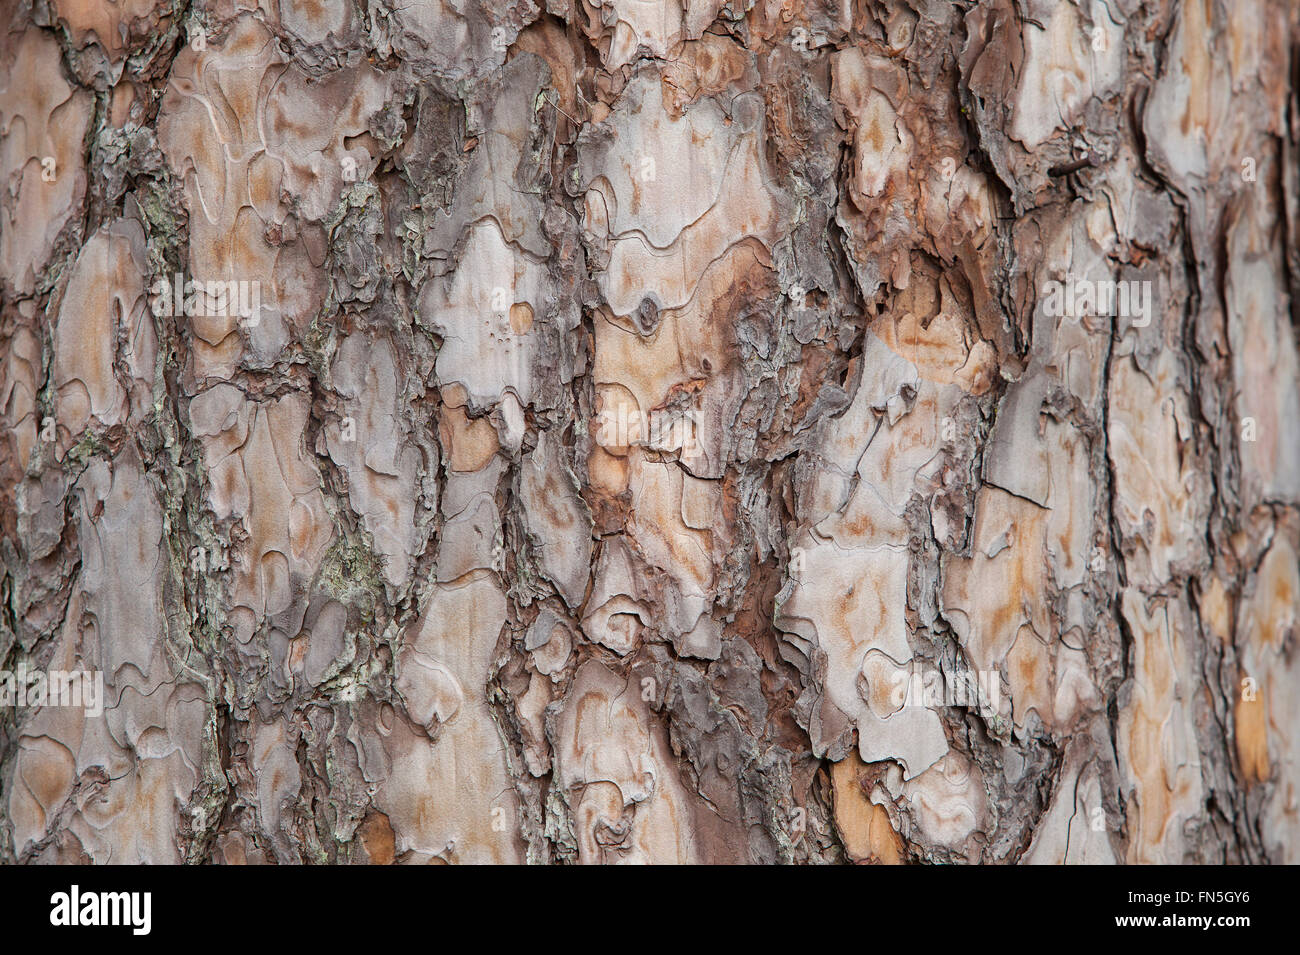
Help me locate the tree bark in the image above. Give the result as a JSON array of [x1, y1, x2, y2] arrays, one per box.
[[1, 0, 1297, 864]]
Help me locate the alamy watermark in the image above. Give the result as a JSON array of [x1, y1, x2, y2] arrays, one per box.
[[595, 404, 703, 463], [150, 273, 262, 326], [889, 663, 1000, 718], [50, 885, 151, 935], [1042, 274, 1151, 327], [0, 665, 104, 717]]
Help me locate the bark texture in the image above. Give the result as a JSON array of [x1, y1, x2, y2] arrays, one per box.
[[1, 0, 1298, 864]]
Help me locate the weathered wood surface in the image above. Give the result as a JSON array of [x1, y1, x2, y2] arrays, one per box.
[[1, 0, 1297, 864]]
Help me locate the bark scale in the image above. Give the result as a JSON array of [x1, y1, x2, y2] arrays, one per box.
[[0, 0, 1297, 864]]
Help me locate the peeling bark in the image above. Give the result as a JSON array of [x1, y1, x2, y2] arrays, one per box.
[[1, 0, 1298, 864]]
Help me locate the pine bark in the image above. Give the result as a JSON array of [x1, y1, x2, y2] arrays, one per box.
[[1, 0, 1298, 864]]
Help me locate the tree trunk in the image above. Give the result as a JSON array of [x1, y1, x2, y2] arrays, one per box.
[[1, 0, 1297, 864]]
